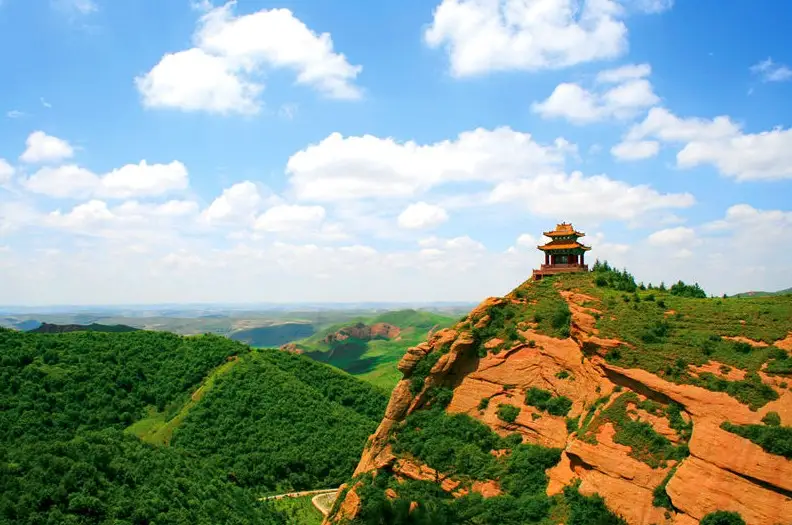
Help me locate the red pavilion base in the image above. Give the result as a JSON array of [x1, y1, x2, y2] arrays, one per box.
[[532, 263, 589, 280]]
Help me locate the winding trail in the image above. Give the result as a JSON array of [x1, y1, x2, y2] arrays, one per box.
[[259, 488, 340, 516]]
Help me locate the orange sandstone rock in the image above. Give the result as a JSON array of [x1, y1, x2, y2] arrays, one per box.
[[722, 335, 769, 347], [666, 457, 792, 525], [774, 331, 792, 352], [689, 421, 792, 493]]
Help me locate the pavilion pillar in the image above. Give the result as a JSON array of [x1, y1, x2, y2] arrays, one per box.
[[545, 252, 549, 265], [581, 252, 585, 266]]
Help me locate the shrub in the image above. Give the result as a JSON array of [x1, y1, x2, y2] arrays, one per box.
[[525, 387, 573, 417], [721, 421, 792, 458], [497, 404, 521, 423], [733, 341, 752, 354], [478, 397, 490, 411], [761, 412, 781, 426], [669, 280, 707, 299], [700, 510, 746, 525], [555, 370, 570, 380]]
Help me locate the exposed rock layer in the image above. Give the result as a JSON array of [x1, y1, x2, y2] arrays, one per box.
[[325, 288, 792, 525]]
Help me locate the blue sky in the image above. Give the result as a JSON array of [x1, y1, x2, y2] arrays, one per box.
[[0, 0, 791, 305]]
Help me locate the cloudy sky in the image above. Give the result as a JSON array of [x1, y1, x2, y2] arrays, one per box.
[[1, 0, 791, 305]]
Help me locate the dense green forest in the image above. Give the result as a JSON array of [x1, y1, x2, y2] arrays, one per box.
[[228, 322, 315, 347], [0, 328, 387, 524]]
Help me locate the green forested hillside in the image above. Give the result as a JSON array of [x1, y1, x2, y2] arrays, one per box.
[[295, 309, 455, 389], [171, 350, 387, 493], [0, 328, 387, 524]]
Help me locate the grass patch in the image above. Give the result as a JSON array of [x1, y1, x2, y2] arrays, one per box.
[[125, 357, 240, 445], [271, 495, 324, 525]]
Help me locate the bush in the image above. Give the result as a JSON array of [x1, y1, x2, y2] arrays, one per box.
[[700, 510, 746, 525], [721, 421, 792, 458], [761, 411, 781, 427], [669, 280, 707, 299], [525, 387, 573, 417], [497, 404, 521, 423], [478, 397, 490, 411]]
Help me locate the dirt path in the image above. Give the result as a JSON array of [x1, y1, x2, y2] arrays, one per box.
[[259, 487, 339, 502], [260, 488, 340, 517]]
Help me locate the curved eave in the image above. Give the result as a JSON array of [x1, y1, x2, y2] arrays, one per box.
[[537, 244, 592, 251], [543, 231, 586, 238]]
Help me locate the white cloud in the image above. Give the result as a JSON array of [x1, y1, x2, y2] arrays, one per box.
[[0, 159, 14, 185], [647, 226, 697, 246], [532, 63, 659, 124], [201, 181, 271, 225], [397, 202, 449, 229], [488, 170, 694, 222], [45, 199, 199, 233], [136, 2, 361, 114], [750, 57, 792, 83], [424, 0, 669, 77], [615, 107, 792, 180], [99, 160, 189, 199], [286, 127, 573, 201], [135, 48, 262, 115], [23, 161, 189, 199], [19, 131, 74, 164], [6, 110, 25, 119], [254, 204, 326, 232], [24, 165, 98, 198], [611, 139, 659, 160]]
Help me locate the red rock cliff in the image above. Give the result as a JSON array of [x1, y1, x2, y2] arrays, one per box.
[[325, 281, 792, 525]]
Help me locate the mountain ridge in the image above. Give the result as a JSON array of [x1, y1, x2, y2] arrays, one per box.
[[325, 265, 792, 525]]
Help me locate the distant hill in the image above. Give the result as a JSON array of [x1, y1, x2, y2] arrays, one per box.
[[286, 309, 456, 389], [1, 327, 387, 523], [29, 322, 139, 334], [730, 286, 792, 298], [228, 321, 315, 347]]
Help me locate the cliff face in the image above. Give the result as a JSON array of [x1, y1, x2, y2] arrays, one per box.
[[326, 272, 792, 525], [323, 322, 402, 343]]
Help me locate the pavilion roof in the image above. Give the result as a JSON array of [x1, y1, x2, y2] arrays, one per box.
[[538, 239, 591, 251], [543, 222, 586, 238]]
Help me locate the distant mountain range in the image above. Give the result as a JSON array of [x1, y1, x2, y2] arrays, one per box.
[[730, 287, 792, 298]]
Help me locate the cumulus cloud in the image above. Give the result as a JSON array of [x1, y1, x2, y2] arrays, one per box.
[[0, 159, 14, 185], [532, 63, 659, 124], [424, 0, 669, 77], [750, 57, 792, 83], [488, 170, 694, 222], [254, 204, 326, 233], [201, 181, 273, 225], [647, 226, 697, 246], [286, 127, 573, 201], [44, 199, 198, 233], [613, 107, 792, 180], [136, 1, 362, 114], [397, 202, 449, 229], [19, 131, 74, 164], [23, 160, 189, 199]]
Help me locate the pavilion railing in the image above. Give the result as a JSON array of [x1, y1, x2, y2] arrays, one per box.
[[540, 264, 589, 271]]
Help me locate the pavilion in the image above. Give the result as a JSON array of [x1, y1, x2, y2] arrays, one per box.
[[532, 222, 591, 280]]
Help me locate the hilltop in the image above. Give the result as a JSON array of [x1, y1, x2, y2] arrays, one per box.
[[0, 328, 387, 523], [326, 263, 792, 525], [731, 287, 792, 298], [29, 322, 139, 333], [285, 309, 456, 389]]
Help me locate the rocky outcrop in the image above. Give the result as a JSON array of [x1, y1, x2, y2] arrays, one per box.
[[325, 282, 792, 525], [324, 322, 401, 343], [666, 457, 792, 525]]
